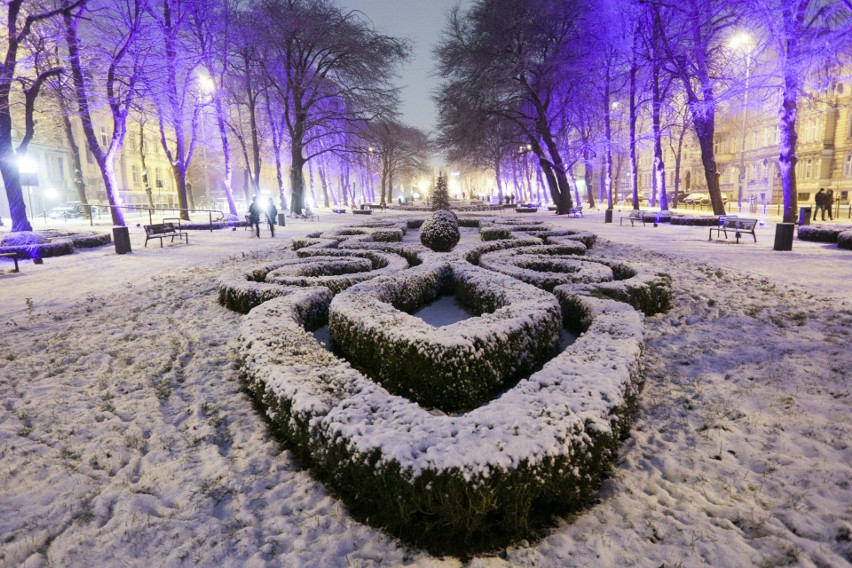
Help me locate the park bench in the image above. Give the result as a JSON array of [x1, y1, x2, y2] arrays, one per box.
[[353, 208, 372, 215], [144, 221, 189, 248], [620, 210, 646, 226], [515, 203, 539, 213], [568, 206, 583, 218], [332, 207, 347, 214], [0, 251, 19, 272], [709, 217, 757, 243], [299, 208, 318, 221]]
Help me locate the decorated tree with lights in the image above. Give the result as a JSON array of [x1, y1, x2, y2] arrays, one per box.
[[431, 172, 450, 211]]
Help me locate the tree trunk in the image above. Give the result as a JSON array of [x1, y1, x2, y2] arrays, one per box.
[[62, 111, 92, 219], [583, 148, 596, 209], [629, 53, 640, 210], [693, 109, 725, 215], [778, 69, 799, 224], [494, 159, 504, 204], [289, 139, 305, 215], [604, 71, 614, 210], [652, 70, 667, 210]]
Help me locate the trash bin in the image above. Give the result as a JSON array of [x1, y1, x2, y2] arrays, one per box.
[[773, 223, 795, 251], [797, 206, 812, 225], [604, 209, 613, 224], [277, 213, 286, 227], [113, 226, 132, 254]]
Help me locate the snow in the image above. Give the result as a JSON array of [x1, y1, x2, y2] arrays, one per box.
[[1, 209, 850, 566]]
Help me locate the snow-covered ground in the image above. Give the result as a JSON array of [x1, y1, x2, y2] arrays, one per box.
[[1, 209, 850, 567]]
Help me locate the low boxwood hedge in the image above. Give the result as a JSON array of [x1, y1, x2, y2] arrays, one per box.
[[328, 262, 562, 412], [239, 285, 644, 556], [797, 224, 852, 243], [838, 231, 852, 250]]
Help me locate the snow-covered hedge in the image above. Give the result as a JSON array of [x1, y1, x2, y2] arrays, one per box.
[[669, 215, 722, 226], [218, 249, 409, 313], [68, 231, 112, 248], [328, 262, 562, 412], [797, 224, 852, 243], [419, 210, 461, 252], [239, 285, 644, 556], [838, 231, 852, 250], [478, 245, 611, 291]]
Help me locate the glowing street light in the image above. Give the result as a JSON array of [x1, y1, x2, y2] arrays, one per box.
[[730, 31, 754, 211], [18, 155, 39, 215]]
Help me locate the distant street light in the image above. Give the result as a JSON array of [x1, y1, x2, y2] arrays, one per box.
[[18, 155, 39, 216], [730, 31, 753, 211]]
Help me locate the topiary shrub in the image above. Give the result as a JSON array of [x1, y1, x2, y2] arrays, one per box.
[[669, 215, 723, 226], [420, 211, 460, 252], [797, 224, 852, 243], [328, 262, 562, 412], [838, 231, 852, 250]]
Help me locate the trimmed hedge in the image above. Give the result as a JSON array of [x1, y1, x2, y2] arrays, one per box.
[[328, 262, 562, 413], [838, 231, 852, 250], [239, 286, 644, 556], [217, 249, 409, 313], [668, 215, 722, 226], [797, 224, 852, 243], [478, 245, 610, 291]]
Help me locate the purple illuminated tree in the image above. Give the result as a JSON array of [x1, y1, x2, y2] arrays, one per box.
[[256, 0, 408, 216], [146, 0, 209, 220], [63, 0, 150, 227], [748, 0, 852, 223], [190, 0, 238, 216], [0, 0, 75, 232], [435, 0, 586, 214]]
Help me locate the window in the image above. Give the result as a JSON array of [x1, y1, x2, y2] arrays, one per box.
[[86, 146, 94, 164], [844, 154, 852, 178], [128, 134, 137, 151], [100, 126, 108, 147], [131, 165, 140, 186], [55, 156, 64, 180], [155, 167, 162, 187], [805, 159, 813, 179]]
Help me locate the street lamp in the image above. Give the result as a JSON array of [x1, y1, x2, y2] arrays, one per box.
[[197, 72, 216, 208], [730, 31, 753, 211], [18, 156, 39, 217]]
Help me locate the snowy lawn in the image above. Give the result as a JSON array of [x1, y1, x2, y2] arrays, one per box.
[[1, 211, 850, 566]]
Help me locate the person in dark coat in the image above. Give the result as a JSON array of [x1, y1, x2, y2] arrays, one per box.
[[814, 188, 826, 221], [248, 196, 261, 237], [266, 197, 278, 237], [826, 189, 834, 221]]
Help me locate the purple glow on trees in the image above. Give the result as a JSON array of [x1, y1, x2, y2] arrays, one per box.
[[1, 0, 75, 232], [63, 0, 151, 228]]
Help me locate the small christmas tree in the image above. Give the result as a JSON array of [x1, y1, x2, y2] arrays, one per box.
[[431, 172, 451, 211]]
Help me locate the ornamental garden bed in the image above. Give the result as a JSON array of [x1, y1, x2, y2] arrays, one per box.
[[0, 230, 112, 259], [225, 214, 670, 556]]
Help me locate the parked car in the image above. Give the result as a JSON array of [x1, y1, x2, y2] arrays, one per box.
[[679, 192, 729, 206], [46, 202, 99, 219]]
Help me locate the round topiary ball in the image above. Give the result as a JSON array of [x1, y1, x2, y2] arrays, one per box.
[[420, 211, 460, 252]]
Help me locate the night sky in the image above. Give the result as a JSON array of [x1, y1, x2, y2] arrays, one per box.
[[338, 0, 474, 134]]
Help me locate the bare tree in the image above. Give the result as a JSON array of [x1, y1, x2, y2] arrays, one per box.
[[1, 0, 76, 231], [435, 0, 591, 214], [63, 0, 150, 227], [748, 0, 852, 223], [256, 0, 408, 216], [362, 120, 430, 206]]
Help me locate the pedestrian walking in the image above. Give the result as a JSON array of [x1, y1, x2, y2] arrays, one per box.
[[826, 189, 834, 221], [249, 196, 261, 237], [266, 197, 278, 237], [814, 188, 827, 221]]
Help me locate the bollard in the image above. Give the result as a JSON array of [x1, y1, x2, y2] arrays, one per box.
[[113, 226, 132, 254]]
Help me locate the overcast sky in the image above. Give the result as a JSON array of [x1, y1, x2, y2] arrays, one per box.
[[338, 0, 472, 135]]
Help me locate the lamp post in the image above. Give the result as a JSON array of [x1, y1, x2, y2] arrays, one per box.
[[198, 72, 215, 209], [731, 32, 753, 212], [18, 156, 39, 218]]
